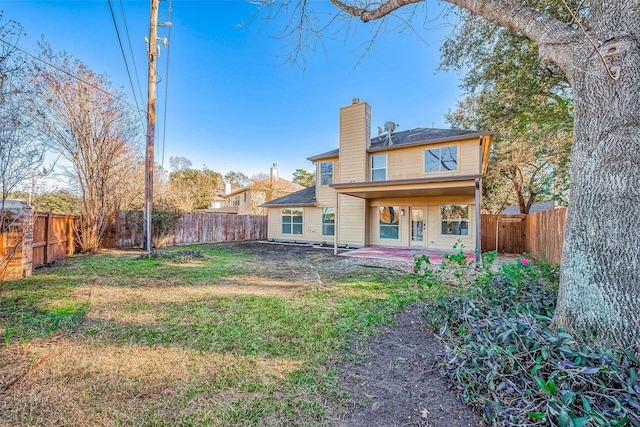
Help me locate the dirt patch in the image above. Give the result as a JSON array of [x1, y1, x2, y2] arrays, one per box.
[[210, 241, 409, 282], [332, 304, 482, 427], [217, 242, 482, 426]]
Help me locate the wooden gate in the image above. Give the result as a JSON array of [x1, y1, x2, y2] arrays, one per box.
[[481, 214, 526, 254], [32, 212, 76, 267]]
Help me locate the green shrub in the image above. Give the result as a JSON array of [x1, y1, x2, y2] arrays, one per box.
[[424, 259, 640, 426]]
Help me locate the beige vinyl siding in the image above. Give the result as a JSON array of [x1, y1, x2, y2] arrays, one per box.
[[267, 208, 282, 240], [339, 102, 370, 183], [384, 138, 480, 181], [426, 201, 476, 250], [367, 195, 477, 250], [266, 207, 330, 243], [337, 195, 366, 246]]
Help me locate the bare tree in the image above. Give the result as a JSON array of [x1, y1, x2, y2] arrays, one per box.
[[259, 0, 640, 348], [31, 41, 142, 252], [0, 15, 44, 283], [0, 16, 44, 207]]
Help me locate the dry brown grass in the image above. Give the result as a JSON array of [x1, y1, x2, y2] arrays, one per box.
[[41, 276, 315, 326], [1, 336, 302, 426]]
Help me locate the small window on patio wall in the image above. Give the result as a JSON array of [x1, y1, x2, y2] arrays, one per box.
[[441, 205, 469, 236], [322, 208, 335, 236], [282, 208, 303, 235], [379, 206, 400, 239]]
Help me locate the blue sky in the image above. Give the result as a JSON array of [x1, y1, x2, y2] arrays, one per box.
[[0, 0, 464, 181]]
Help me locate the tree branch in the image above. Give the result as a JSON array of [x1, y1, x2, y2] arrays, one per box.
[[329, 0, 583, 65], [328, 0, 422, 23]]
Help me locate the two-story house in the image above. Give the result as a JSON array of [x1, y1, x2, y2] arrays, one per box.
[[209, 164, 304, 216], [262, 99, 492, 254]]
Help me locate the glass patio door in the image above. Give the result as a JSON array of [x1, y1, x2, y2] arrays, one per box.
[[410, 208, 424, 245]]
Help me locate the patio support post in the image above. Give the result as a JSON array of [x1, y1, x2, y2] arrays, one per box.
[[334, 192, 339, 255], [475, 178, 481, 268]]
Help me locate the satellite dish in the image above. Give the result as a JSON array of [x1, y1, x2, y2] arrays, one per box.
[[384, 121, 398, 133]]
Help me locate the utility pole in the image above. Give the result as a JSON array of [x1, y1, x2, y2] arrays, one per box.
[[144, 0, 159, 253]]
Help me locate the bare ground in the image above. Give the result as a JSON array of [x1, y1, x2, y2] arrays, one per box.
[[219, 242, 482, 426]]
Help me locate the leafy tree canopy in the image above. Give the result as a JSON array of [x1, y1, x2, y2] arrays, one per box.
[[292, 168, 315, 187], [440, 5, 574, 213]]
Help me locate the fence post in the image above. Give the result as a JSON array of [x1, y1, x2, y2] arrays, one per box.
[[66, 214, 75, 256], [43, 210, 52, 264]]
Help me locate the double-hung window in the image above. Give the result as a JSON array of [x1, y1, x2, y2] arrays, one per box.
[[321, 208, 335, 236], [379, 206, 400, 239], [282, 208, 303, 235], [424, 146, 458, 172], [320, 162, 333, 185], [441, 205, 469, 236], [371, 155, 387, 181]]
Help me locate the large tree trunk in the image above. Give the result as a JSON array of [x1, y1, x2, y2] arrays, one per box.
[[553, 2, 640, 348]]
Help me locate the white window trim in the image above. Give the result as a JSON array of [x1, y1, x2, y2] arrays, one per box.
[[424, 144, 459, 173], [371, 154, 387, 181], [378, 206, 400, 240], [440, 204, 469, 236], [321, 207, 335, 236], [320, 161, 334, 186], [282, 208, 304, 235]]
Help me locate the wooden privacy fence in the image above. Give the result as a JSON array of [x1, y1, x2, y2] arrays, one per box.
[[481, 208, 567, 264], [32, 211, 76, 267], [102, 211, 268, 248]]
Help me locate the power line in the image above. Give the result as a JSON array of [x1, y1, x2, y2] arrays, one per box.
[[119, 0, 145, 107], [0, 37, 143, 114], [160, 0, 173, 169], [107, 0, 146, 133]]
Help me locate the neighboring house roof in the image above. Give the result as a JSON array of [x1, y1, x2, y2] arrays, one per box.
[[201, 206, 239, 214], [1, 199, 30, 212], [307, 127, 492, 161], [225, 177, 303, 197], [261, 186, 316, 207], [501, 200, 556, 215]]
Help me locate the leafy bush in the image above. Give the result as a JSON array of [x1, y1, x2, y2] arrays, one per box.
[[424, 259, 640, 426], [411, 240, 475, 288]]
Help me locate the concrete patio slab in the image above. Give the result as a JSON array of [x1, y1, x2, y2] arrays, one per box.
[[340, 246, 477, 265]]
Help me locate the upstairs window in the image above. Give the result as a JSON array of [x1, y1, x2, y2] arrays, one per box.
[[441, 205, 469, 236], [282, 208, 303, 235], [424, 146, 458, 172], [371, 155, 387, 181], [320, 162, 333, 185], [321, 208, 335, 236]]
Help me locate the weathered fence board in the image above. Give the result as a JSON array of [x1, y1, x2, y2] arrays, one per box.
[[524, 208, 566, 265], [32, 212, 75, 267], [480, 208, 567, 264], [102, 211, 268, 249]]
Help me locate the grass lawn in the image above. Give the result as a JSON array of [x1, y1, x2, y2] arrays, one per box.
[[0, 243, 448, 426]]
